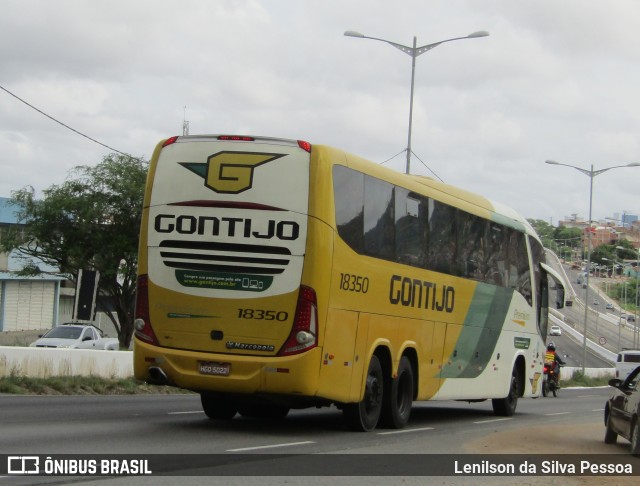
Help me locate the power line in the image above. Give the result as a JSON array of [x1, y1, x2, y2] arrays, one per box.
[[410, 151, 444, 183], [379, 148, 444, 183], [0, 84, 133, 157], [380, 149, 407, 166]]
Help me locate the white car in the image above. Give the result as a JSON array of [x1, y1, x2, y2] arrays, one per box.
[[549, 325, 562, 336], [615, 349, 640, 380], [30, 324, 119, 350]]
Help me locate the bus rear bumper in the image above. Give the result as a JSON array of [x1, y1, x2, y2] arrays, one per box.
[[134, 337, 322, 397]]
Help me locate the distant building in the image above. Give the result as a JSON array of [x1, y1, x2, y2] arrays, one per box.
[[614, 212, 638, 228], [558, 212, 639, 255], [0, 197, 64, 332]]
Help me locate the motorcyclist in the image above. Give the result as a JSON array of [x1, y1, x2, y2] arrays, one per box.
[[544, 342, 565, 385]]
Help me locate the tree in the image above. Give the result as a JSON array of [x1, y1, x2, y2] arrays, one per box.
[[591, 245, 615, 269], [612, 239, 637, 260], [527, 219, 556, 251], [552, 226, 583, 259], [0, 154, 148, 348]]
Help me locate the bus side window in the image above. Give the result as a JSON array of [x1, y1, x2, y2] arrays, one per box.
[[364, 176, 395, 260], [510, 230, 532, 305], [333, 166, 364, 253], [395, 188, 427, 268], [427, 199, 457, 275], [456, 212, 487, 280]]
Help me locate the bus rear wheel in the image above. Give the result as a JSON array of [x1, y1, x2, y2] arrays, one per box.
[[344, 355, 383, 432], [200, 392, 237, 420], [380, 356, 413, 429], [492, 367, 519, 417]]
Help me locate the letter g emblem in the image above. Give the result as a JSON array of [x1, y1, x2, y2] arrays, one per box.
[[205, 151, 285, 194]]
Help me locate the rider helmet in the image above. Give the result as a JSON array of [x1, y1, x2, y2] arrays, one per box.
[[547, 342, 556, 351]]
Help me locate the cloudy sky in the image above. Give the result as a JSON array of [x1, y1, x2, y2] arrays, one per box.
[[1, 0, 639, 226]]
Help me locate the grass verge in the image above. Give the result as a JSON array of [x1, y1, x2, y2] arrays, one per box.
[[561, 370, 612, 388], [0, 375, 191, 395]]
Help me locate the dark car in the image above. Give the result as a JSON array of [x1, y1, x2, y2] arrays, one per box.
[[604, 365, 640, 456]]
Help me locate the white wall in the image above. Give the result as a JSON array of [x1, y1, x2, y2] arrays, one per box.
[[561, 366, 615, 381], [0, 346, 132, 378], [1, 280, 57, 331], [0, 346, 614, 382]]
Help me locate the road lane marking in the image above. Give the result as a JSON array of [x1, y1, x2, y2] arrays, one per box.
[[227, 441, 315, 452], [592, 408, 605, 412], [473, 418, 512, 424], [544, 412, 571, 416], [168, 411, 204, 415], [377, 427, 435, 435]]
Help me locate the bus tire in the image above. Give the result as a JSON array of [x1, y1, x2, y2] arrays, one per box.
[[380, 356, 413, 429], [343, 355, 384, 432], [200, 392, 237, 420], [492, 367, 519, 417]]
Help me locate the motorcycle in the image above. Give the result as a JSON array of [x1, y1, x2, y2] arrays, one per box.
[[542, 363, 562, 397]]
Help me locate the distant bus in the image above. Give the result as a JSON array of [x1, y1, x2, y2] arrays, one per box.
[[134, 135, 567, 431]]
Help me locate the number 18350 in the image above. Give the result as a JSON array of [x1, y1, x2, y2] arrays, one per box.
[[339, 273, 369, 293]]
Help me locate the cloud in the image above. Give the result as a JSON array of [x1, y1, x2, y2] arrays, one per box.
[[1, 0, 639, 225]]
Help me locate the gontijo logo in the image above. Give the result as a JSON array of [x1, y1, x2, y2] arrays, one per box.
[[180, 151, 285, 194]]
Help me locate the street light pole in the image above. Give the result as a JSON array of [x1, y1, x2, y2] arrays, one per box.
[[623, 244, 640, 348], [344, 30, 489, 174], [545, 160, 640, 373], [624, 245, 640, 348], [636, 248, 640, 347], [604, 254, 623, 351]]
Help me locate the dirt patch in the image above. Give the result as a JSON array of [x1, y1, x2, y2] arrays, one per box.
[[464, 422, 638, 485], [466, 422, 615, 454]]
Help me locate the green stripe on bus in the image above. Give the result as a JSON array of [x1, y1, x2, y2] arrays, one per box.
[[490, 213, 527, 233], [440, 284, 513, 379]]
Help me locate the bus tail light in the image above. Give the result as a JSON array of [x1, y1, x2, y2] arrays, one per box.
[[134, 275, 159, 346], [162, 136, 179, 147], [297, 140, 312, 153], [278, 285, 318, 356]]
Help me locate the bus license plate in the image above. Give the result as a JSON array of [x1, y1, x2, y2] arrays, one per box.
[[198, 361, 230, 376]]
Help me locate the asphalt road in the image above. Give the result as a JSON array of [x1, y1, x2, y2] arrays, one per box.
[[546, 257, 638, 368], [0, 387, 638, 485]]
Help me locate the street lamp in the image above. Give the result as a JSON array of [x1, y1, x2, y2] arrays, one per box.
[[545, 160, 640, 372], [605, 251, 625, 350], [619, 245, 640, 348], [344, 29, 489, 174]]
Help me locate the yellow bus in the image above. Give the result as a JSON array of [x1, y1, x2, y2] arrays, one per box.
[[134, 134, 567, 431]]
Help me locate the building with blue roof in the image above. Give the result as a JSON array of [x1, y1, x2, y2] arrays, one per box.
[[0, 196, 20, 224], [1, 196, 65, 332]]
